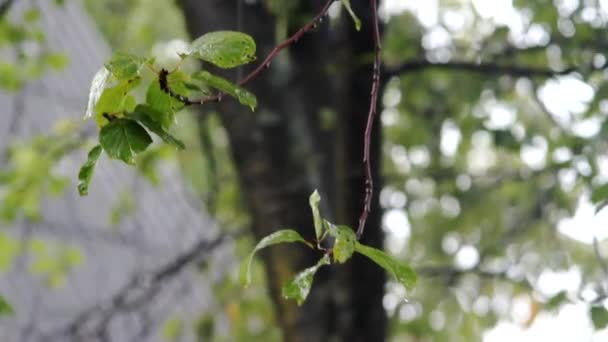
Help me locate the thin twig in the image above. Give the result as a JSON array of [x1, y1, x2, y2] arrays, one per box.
[[50, 232, 235, 340], [356, 0, 382, 239]]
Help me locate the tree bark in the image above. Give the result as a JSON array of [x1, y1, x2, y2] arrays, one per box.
[[178, 1, 386, 340]]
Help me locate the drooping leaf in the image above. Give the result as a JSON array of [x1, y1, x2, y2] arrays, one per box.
[[189, 31, 256, 69], [0, 296, 13, 316], [84, 67, 110, 119], [93, 78, 140, 127], [192, 71, 257, 110], [309, 190, 324, 240], [282, 255, 330, 305], [128, 105, 185, 149], [590, 306, 608, 330], [240, 229, 309, 287], [355, 242, 417, 290], [340, 0, 362, 31], [331, 225, 356, 264], [77, 145, 103, 196], [104, 52, 146, 80], [99, 119, 152, 164]]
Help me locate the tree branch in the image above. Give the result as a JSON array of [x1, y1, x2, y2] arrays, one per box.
[[49, 232, 235, 341], [387, 59, 577, 78], [356, 0, 382, 239]]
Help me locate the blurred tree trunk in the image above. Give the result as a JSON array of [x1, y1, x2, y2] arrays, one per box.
[[178, 1, 386, 340]]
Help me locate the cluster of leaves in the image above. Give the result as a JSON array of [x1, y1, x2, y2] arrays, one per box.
[[240, 191, 417, 304], [28, 239, 84, 288], [0, 120, 81, 222], [0, 5, 67, 91], [78, 31, 258, 196]]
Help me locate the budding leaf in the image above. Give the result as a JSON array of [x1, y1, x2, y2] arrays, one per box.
[[192, 71, 257, 111], [99, 119, 152, 164], [128, 105, 185, 150], [240, 229, 308, 287], [340, 0, 362, 31], [282, 255, 330, 305], [331, 225, 356, 264], [309, 190, 324, 239], [189, 31, 256, 69], [355, 242, 417, 290], [77, 145, 103, 196], [104, 52, 146, 80]]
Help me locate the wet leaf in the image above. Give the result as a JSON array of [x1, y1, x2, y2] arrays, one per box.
[[128, 105, 185, 149], [240, 229, 309, 287], [331, 225, 356, 264], [99, 119, 152, 164], [355, 242, 417, 290], [105, 52, 146, 80], [309, 190, 324, 239], [93, 78, 140, 127], [192, 71, 257, 110], [189, 31, 256, 68], [282, 255, 330, 305], [77, 145, 102, 196]]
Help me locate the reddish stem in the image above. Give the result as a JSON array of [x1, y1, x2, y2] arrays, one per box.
[[356, 0, 381, 239], [187, 0, 335, 105]]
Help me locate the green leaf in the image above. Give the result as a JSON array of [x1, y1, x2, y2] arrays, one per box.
[[240, 229, 309, 287], [128, 105, 185, 149], [24, 9, 40, 22], [189, 31, 256, 69], [0, 296, 13, 316], [340, 0, 362, 31], [93, 78, 140, 127], [331, 225, 356, 264], [99, 119, 152, 164], [0, 233, 20, 271], [192, 71, 257, 110], [590, 306, 608, 330], [105, 53, 146, 80], [309, 190, 324, 239], [162, 317, 183, 341], [84, 67, 110, 119], [355, 242, 417, 290], [282, 255, 330, 305], [545, 290, 568, 311], [77, 145, 103, 196], [145, 78, 186, 128], [591, 183, 608, 205]]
